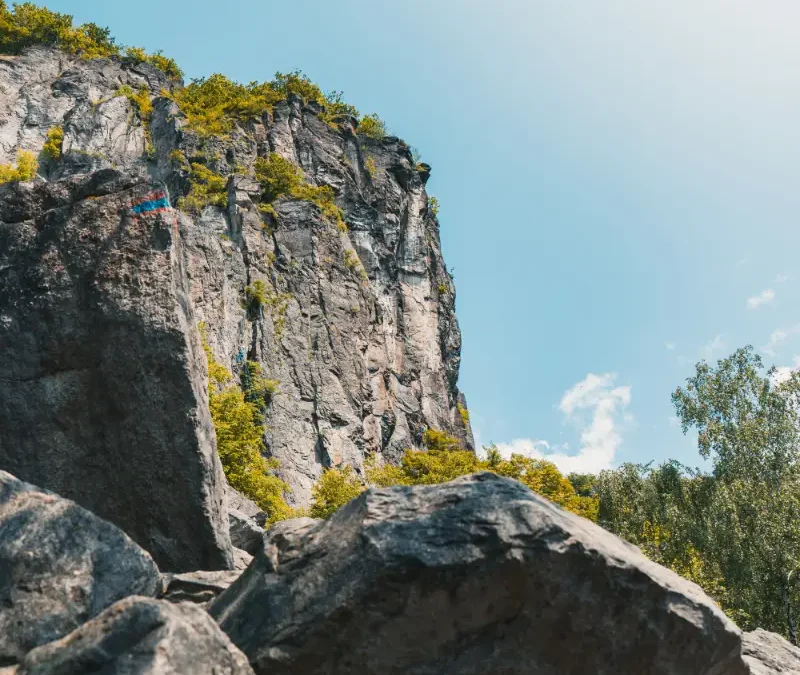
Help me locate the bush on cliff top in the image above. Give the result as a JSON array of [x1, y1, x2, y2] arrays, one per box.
[[308, 429, 599, 522], [199, 323, 293, 523], [0, 2, 181, 78]]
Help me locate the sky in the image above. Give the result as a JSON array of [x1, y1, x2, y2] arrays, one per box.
[[45, 0, 800, 475]]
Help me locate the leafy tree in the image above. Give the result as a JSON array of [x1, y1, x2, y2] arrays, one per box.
[[671, 346, 800, 636]]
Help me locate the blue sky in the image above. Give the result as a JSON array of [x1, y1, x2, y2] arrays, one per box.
[[46, 0, 800, 473]]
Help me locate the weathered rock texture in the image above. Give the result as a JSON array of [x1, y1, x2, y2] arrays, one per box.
[[161, 570, 242, 606], [210, 473, 747, 675], [742, 629, 800, 674], [15, 597, 254, 675], [0, 471, 161, 665], [0, 45, 472, 517]]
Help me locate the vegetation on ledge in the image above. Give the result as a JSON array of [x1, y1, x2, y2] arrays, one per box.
[[0, 1, 182, 78], [199, 323, 292, 523], [0, 150, 37, 184]]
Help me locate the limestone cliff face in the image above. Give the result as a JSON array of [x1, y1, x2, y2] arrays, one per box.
[[0, 46, 472, 529]]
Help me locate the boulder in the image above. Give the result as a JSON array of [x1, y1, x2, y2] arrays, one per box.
[[233, 547, 254, 571], [0, 471, 161, 664], [0, 171, 234, 573], [229, 508, 264, 555], [162, 570, 242, 606], [227, 486, 267, 527], [15, 597, 254, 675], [211, 473, 748, 675], [742, 629, 800, 674]]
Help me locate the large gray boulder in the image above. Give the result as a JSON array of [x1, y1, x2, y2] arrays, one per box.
[[0, 169, 233, 573], [211, 473, 748, 675], [742, 629, 800, 674], [15, 597, 254, 675], [0, 471, 161, 664]]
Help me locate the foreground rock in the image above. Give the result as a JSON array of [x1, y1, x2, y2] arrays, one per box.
[[0, 471, 161, 664], [211, 473, 747, 675], [15, 597, 254, 675], [742, 629, 800, 674], [0, 169, 233, 573]]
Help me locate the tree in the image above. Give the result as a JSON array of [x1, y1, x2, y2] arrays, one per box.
[[670, 346, 800, 635]]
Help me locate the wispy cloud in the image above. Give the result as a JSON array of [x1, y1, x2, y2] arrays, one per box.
[[737, 257, 750, 267], [665, 342, 676, 351], [747, 288, 775, 310], [760, 324, 800, 358], [776, 274, 790, 284], [700, 334, 727, 361], [495, 373, 631, 475]]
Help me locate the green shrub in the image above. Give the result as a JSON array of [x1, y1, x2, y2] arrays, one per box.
[[457, 402, 470, 426], [124, 46, 182, 80], [271, 70, 325, 106], [0, 2, 118, 57], [254, 153, 347, 231], [42, 125, 63, 160], [427, 196, 440, 217], [171, 74, 282, 137], [244, 280, 268, 311], [242, 360, 279, 412], [343, 249, 359, 271], [358, 113, 386, 139], [0, 2, 180, 79], [437, 283, 449, 295], [0, 150, 37, 183], [177, 163, 227, 213], [242, 278, 292, 337], [360, 430, 599, 521], [309, 465, 365, 519], [199, 323, 293, 522], [364, 156, 377, 178]]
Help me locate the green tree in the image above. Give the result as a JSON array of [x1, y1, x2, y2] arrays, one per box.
[[671, 346, 800, 636]]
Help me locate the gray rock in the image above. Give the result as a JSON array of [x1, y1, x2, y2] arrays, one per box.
[[0, 170, 233, 573], [227, 486, 267, 527], [161, 570, 242, 605], [742, 629, 800, 674], [211, 473, 747, 675], [15, 596, 254, 675], [233, 547, 254, 571], [229, 508, 264, 555], [0, 471, 161, 664]]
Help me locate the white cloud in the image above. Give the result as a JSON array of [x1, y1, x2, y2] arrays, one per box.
[[747, 288, 775, 310], [737, 257, 750, 267], [776, 274, 790, 284], [665, 342, 676, 351], [700, 334, 727, 361], [772, 356, 800, 385], [495, 373, 631, 475], [668, 416, 680, 427], [760, 324, 800, 358]]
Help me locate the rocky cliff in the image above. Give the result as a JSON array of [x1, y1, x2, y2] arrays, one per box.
[[0, 46, 472, 568]]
